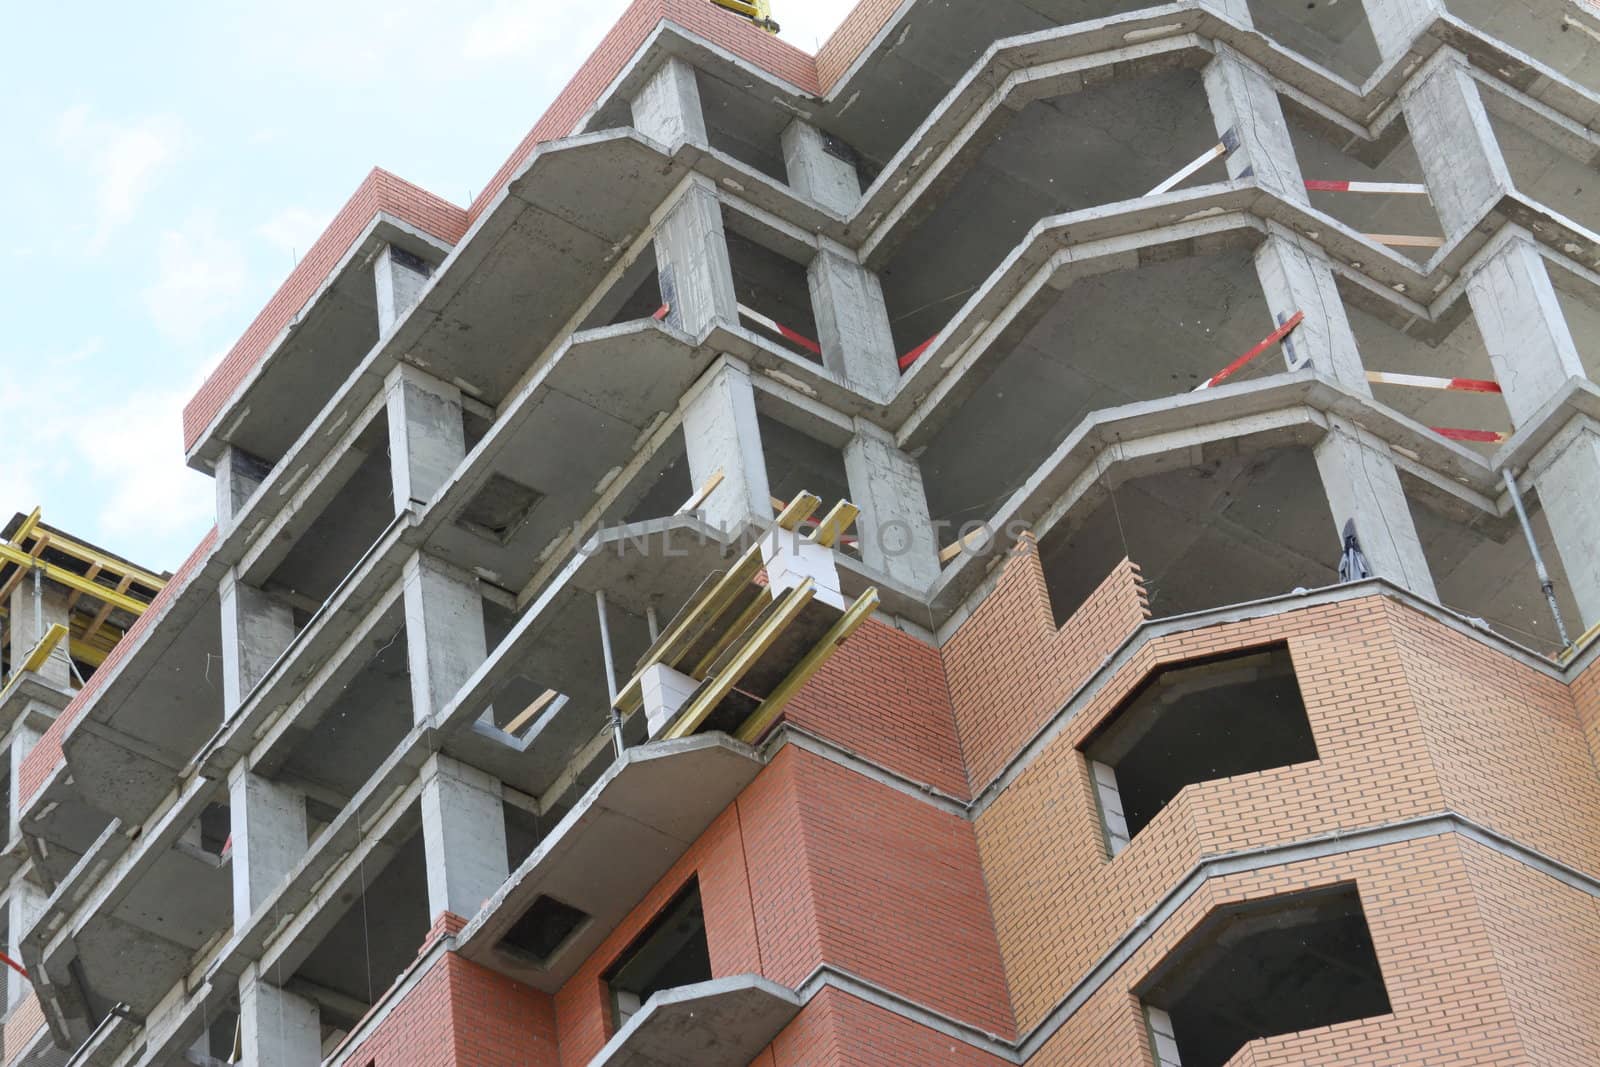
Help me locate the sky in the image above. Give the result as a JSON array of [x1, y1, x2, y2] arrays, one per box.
[[0, 0, 856, 573]]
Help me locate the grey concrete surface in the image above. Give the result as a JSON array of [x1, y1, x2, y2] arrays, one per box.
[[591, 975, 801, 1067]]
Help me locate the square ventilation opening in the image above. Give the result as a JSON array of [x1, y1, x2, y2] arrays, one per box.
[[499, 894, 590, 966], [455, 473, 543, 545]]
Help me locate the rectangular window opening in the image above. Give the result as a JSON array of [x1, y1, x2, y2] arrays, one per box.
[[1083, 644, 1315, 854], [1139, 883, 1392, 1067], [603, 879, 711, 1031]]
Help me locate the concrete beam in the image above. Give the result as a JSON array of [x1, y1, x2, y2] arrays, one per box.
[[237, 975, 320, 1067], [844, 421, 941, 592], [781, 120, 859, 215], [420, 753, 508, 921], [679, 359, 772, 534], [7, 876, 45, 1010], [808, 244, 899, 399], [401, 552, 486, 722], [228, 768, 307, 931], [218, 573, 295, 718], [386, 364, 465, 511], [630, 57, 708, 151], [374, 243, 432, 337], [654, 178, 738, 338], [1313, 416, 1437, 600]]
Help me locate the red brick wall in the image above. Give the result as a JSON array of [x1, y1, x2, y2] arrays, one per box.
[[551, 745, 1012, 1063], [341, 951, 557, 1067], [783, 617, 970, 798], [182, 171, 467, 453], [18, 526, 218, 805], [943, 538, 1148, 794], [814, 0, 908, 90]]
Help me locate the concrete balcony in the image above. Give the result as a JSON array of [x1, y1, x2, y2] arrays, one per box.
[[591, 975, 801, 1067]]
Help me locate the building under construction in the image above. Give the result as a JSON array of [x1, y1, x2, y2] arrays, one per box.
[[6, 0, 1600, 1062]]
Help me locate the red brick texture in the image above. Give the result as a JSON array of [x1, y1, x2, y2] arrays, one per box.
[[549, 744, 1012, 1065], [181, 171, 466, 453], [18, 525, 218, 805], [763, 985, 1010, 1067], [340, 951, 558, 1067], [783, 616, 971, 798]]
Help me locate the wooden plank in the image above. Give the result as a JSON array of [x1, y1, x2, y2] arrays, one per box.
[[502, 689, 560, 738]]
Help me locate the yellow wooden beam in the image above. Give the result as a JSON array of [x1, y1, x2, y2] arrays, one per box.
[[82, 574, 135, 644], [503, 689, 560, 737], [18, 623, 68, 676], [0, 543, 150, 616], [24, 528, 166, 591], [734, 587, 878, 744], [809, 501, 859, 549], [690, 590, 771, 680], [663, 578, 816, 740], [709, 0, 778, 32]]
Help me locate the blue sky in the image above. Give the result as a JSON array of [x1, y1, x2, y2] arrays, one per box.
[[0, 0, 854, 573]]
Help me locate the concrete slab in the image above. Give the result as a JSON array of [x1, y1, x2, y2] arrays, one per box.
[[456, 735, 764, 991], [186, 215, 452, 473], [592, 975, 801, 1067]]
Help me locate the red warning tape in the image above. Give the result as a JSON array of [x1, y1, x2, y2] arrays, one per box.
[[1305, 180, 1429, 195], [1432, 427, 1509, 444], [1366, 370, 1501, 393], [0, 951, 27, 980], [898, 334, 937, 371], [1194, 311, 1306, 391], [652, 303, 671, 321]]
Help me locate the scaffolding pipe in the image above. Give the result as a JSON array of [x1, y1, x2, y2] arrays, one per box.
[[646, 604, 660, 642], [1502, 467, 1571, 649], [596, 589, 625, 758]]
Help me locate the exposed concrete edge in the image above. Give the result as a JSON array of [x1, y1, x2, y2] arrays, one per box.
[[591, 974, 801, 1067], [764, 725, 969, 817], [60, 1003, 136, 1067]]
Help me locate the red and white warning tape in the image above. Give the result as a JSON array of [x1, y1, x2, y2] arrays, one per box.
[[898, 334, 936, 371], [1193, 311, 1305, 391], [738, 303, 822, 356], [1305, 180, 1429, 195], [1366, 371, 1501, 394]]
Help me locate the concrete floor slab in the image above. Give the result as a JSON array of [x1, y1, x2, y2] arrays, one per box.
[[592, 975, 802, 1067], [456, 735, 764, 992]]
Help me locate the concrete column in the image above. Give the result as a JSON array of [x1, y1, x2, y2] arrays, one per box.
[[7, 579, 71, 689], [1402, 57, 1510, 237], [1357, 0, 1443, 67], [654, 178, 739, 338], [386, 364, 465, 512], [843, 422, 940, 591], [808, 244, 899, 398], [228, 767, 307, 929], [219, 572, 295, 717], [401, 553, 486, 723], [630, 56, 708, 150], [1203, 51, 1369, 389], [215, 445, 273, 528], [374, 243, 432, 336], [1465, 235, 1585, 425], [1202, 47, 1306, 203], [1533, 424, 1600, 627], [237, 976, 320, 1067], [420, 753, 508, 920], [781, 120, 860, 215], [6, 878, 45, 1011], [1253, 225, 1369, 389], [8, 718, 46, 844], [679, 359, 772, 534], [1313, 416, 1437, 600]]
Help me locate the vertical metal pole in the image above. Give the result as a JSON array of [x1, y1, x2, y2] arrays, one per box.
[[646, 604, 660, 642], [32, 568, 42, 645], [596, 589, 625, 757], [1502, 467, 1571, 648]]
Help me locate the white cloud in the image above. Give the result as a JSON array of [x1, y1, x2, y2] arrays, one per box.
[[79, 381, 215, 553], [56, 105, 186, 253], [461, 1, 562, 60], [257, 205, 332, 262], [143, 213, 249, 345]]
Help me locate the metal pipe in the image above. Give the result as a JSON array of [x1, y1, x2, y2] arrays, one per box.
[[596, 589, 625, 758], [646, 604, 660, 642], [1502, 467, 1571, 648], [32, 567, 42, 646]]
